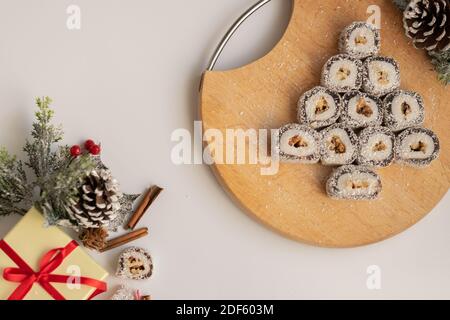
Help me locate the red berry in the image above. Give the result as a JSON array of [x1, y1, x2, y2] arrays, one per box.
[[89, 144, 101, 155], [70, 145, 82, 157], [85, 139, 96, 150]]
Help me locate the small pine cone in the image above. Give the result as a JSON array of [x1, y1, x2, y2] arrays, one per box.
[[67, 169, 122, 229], [403, 0, 450, 52], [80, 227, 109, 251]]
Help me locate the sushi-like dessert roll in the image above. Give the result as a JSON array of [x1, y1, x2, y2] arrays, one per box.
[[357, 126, 395, 168], [383, 90, 425, 132], [341, 91, 383, 128], [297, 86, 342, 129], [321, 54, 363, 92], [326, 165, 382, 200], [320, 124, 359, 165], [339, 21, 381, 59], [363, 56, 400, 97], [395, 127, 440, 167], [275, 123, 321, 164]]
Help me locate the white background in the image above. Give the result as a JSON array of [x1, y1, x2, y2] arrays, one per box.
[[0, 0, 449, 299]]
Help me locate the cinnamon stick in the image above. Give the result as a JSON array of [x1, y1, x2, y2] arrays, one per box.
[[100, 228, 148, 252], [127, 185, 163, 230]]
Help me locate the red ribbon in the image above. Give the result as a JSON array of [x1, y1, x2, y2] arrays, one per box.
[[0, 239, 107, 300]]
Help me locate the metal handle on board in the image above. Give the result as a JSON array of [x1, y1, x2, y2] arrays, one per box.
[[206, 0, 274, 71]]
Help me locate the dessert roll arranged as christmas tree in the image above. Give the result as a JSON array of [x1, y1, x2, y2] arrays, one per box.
[[321, 54, 363, 92], [320, 124, 359, 166], [383, 90, 425, 132], [341, 91, 383, 128], [395, 127, 440, 167], [275, 123, 321, 164], [326, 165, 382, 200], [339, 21, 381, 59], [297, 86, 342, 129], [271, 20, 442, 201], [363, 56, 401, 96], [357, 126, 396, 168]]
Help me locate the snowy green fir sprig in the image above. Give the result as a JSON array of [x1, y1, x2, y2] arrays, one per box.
[[393, 0, 410, 10], [0, 97, 141, 234], [0, 148, 32, 216], [430, 50, 450, 85], [0, 97, 95, 225]]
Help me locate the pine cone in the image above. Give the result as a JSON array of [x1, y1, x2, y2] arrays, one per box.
[[403, 0, 450, 52], [80, 227, 109, 251], [67, 169, 121, 228]]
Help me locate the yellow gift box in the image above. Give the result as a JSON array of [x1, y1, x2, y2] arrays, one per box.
[[0, 207, 108, 300]]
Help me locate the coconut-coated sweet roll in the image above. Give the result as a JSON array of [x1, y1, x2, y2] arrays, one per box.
[[339, 21, 381, 59], [326, 165, 382, 200], [321, 54, 363, 92], [363, 56, 400, 97], [357, 126, 396, 168], [297, 86, 341, 129], [395, 127, 440, 167], [275, 123, 321, 164], [341, 91, 383, 129], [320, 124, 359, 166], [383, 90, 425, 132]]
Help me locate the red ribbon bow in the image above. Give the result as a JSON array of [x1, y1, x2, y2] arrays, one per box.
[[0, 239, 107, 300]]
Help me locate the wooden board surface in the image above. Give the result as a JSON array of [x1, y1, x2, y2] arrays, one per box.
[[200, 0, 450, 248]]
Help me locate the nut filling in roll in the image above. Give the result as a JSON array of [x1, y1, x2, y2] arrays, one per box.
[[395, 127, 440, 167], [383, 90, 425, 132], [320, 124, 358, 166], [297, 86, 342, 129], [321, 54, 363, 92], [339, 21, 381, 59], [276, 123, 321, 164], [326, 165, 382, 200], [341, 91, 383, 128], [358, 126, 395, 168], [363, 56, 400, 97]]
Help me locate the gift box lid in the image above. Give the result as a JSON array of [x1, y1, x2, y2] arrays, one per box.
[[0, 207, 108, 300]]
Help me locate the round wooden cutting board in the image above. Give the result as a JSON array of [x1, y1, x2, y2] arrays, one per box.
[[200, 0, 450, 247]]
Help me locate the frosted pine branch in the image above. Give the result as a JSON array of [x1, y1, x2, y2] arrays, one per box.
[[430, 50, 450, 85]]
